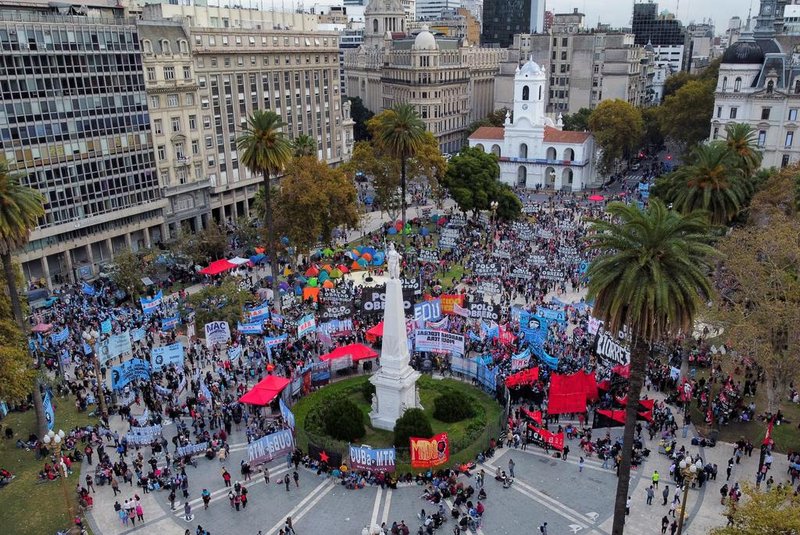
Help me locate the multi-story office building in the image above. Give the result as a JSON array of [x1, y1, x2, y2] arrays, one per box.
[[409, 8, 481, 44], [416, 0, 462, 21], [1, 0, 164, 287], [481, 0, 545, 48], [711, 0, 800, 170], [495, 11, 653, 114], [142, 4, 354, 228], [345, 0, 506, 153], [631, 1, 688, 74]]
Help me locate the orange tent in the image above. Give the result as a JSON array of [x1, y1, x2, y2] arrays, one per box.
[[302, 287, 320, 302]]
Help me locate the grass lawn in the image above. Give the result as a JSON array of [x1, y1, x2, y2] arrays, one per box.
[[688, 356, 800, 452], [292, 375, 503, 473], [0, 395, 97, 535]]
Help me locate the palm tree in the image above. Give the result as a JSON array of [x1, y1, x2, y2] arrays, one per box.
[[723, 123, 762, 177], [661, 143, 751, 225], [373, 104, 426, 247], [0, 162, 46, 435], [587, 200, 714, 535], [292, 134, 317, 158], [237, 111, 293, 309]]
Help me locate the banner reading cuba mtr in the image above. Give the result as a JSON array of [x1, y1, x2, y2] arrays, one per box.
[[349, 444, 396, 472], [410, 433, 450, 468]]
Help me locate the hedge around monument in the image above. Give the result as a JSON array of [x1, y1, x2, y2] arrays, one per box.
[[322, 396, 366, 442], [393, 408, 433, 448], [432, 390, 476, 423]]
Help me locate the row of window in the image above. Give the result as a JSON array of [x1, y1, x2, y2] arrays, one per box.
[[146, 65, 192, 82], [716, 106, 799, 122], [149, 92, 195, 109], [194, 33, 336, 50]]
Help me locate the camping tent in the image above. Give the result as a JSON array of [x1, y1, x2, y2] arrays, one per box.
[[238, 375, 291, 406], [199, 259, 236, 276], [320, 343, 378, 362]]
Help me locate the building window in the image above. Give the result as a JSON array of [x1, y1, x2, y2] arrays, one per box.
[[722, 76, 727, 91], [164, 66, 175, 80], [185, 93, 195, 106], [171, 117, 181, 133], [761, 107, 771, 120], [192, 140, 200, 155], [782, 154, 791, 168], [157, 145, 166, 160], [758, 130, 766, 147], [150, 96, 160, 109], [203, 116, 211, 128], [562, 38, 568, 46], [167, 94, 179, 107], [189, 115, 197, 130], [146, 67, 156, 81], [522, 86, 530, 101], [730, 107, 738, 119], [789, 108, 798, 121], [734, 77, 742, 92], [561, 51, 567, 60], [183, 66, 191, 80], [716, 106, 721, 118], [786, 131, 794, 147], [153, 119, 162, 134]]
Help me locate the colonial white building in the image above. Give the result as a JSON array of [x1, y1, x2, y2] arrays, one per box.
[[468, 58, 599, 191]]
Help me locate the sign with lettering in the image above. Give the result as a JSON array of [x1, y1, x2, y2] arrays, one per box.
[[528, 254, 547, 266], [476, 281, 502, 296], [111, 358, 151, 390], [176, 442, 208, 457], [97, 330, 133, 365], [472, 260, 500, 277], [247, 429, 295, 466], [414, 299, 441, 325], [466, 301, 500, 321], [319, 303, 354, 320], [418, 249, 439, 264], [402, 278, 422, 296], [595, 330, 631, 367], [410, 433, 449, 468], [151, 342, 185, 371], [349, 445, 396, 472], [522, 202, 540, 214], [536, 307, 566, 323], [539, 268, 565, 281], [204, 321, 231, 348], [537, 229, 554, 240], [439, 294, 464, 315], [448, 213, 466, 227], [527, 424, 564, 451], [320, 287, 353, 304], [415, 329, 465, 355], [510, 266, 533, 279], [359, 285, 415, 315]]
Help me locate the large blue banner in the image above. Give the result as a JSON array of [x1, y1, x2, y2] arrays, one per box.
[[247, 429, 295, 465], [97, 330, 133, 365], [237, 322, 264, 335], [279, 398, 295, 429], [111, 358, 152, 390], [131, 326, 146, 343], [519, 311, 549, 346], [264, 334, 288, 348], [161, 316, 180, 331], [43, 389, 55, 431], [100, 318, 112, 334], [151, 343, 184, 371], [535, 306, 566, 323], [81, 282, 96, 296], [349, 444, 396, 472], [140, 291, 163, 314], [244, 304, 270, 324], [50, 327, 70, 345]]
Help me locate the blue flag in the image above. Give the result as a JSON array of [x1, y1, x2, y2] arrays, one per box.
[[42, 389, 55, 431], [81, 282, 96, 296], [100, 318, 112, 334]]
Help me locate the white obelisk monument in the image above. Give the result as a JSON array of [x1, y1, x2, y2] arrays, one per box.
[[369, 243, 421, 431]]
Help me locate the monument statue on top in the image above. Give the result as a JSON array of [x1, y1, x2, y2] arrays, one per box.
[[369, 242, 421, 431]]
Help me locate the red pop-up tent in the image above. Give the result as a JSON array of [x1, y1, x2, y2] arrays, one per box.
[[239, 375, 291, 406], [320, 343, 378, 362], [366, 322, 384, 337], [199, 259, 236, 276]]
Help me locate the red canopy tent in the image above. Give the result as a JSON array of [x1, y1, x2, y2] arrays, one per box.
[[199, 259, 236, 276], [505, 367, 539, 388], [320, 343, 378, 362], [366, 322, 384, 337], [239, 375, 291, 406]]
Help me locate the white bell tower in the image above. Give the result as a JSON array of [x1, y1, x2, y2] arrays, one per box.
[[512, 56, 547, 130]]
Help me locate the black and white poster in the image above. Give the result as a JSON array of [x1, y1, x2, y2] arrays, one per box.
[[358, 285, 415, 316], [539, 268, 565, 281], [476, 281, 502, 296], [522, 203, 540, 214], [320, 287, 353, 304], [492, 250, 512, 260], [510, 266, 533, 279], [281, 293, 299, 310], [595, 331, 631, 367], [466, 301, 500, 321], [472, 260, 500, 277], [319, 303, 355, 320], [419, 249, 439, 264], [448, 213, 467, 227], [528, 254, 547, 266], [402, 278, 422, 296], [537, 229, 554, 240]]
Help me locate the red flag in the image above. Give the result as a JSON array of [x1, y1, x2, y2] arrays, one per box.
[[763, 416, 776, 446]]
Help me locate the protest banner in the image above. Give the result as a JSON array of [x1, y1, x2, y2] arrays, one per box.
[[297, 314, 316, 338], [50, 327, 70, 345], [476, 281, 502, 296], [466, 301, 500, 322], [111, 359, 151, 390], [97, 330, 133, 365], [511, 348, 532, 371], [510, 266, 532, 279], [244, 304, 270, 324], [176, 442, 208, 457], [359, 286, 414, 315], [161, 316, 179, 331], [414, 299, 441, 325], [415, 329, 465, 355], [349, 445, 396, 472], [151, 342, 185, 371], [528, 254, 547, 266], [418, 249, 439, 264], [247, 429, 295, 466], [536, 307, 567, 323], [318, 319, 354, 336], [319, 287, 353, 304], [237, 322, 264, 335], [126, 425, 162, 446], [204, 321, 231, 348], [279, 398, 295, 429], [319, 303, 354, 320], [43, 389, 55, 431], [448, 213, 467, 227], [595, 330, 631, 367], [264, 334, 288, 348], [140, 291, 162, 314], [130, 326, 146, 343], [410, 433, 449, 468], [539, 268, 565, 281], [439, 294, 464, 315], [472, 260, 500, 277], [527, 424, 565, 451]]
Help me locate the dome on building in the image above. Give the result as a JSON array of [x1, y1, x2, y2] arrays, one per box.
[[517, 57, 543, 78], [414, 26, 437, 50], [721, 38, 765, 65], [644, 40, 654, 53]]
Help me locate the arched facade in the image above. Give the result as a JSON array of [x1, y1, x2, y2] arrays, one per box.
[[519, 143, 528, 158], [475, 143, 485, 151], [544, 166, 556, 188], [491, 144, 501, 157], [563, 148, 574, 161], [562, 168, 573, 188], [517, 166, 527, 187], [546, 147, 557, 160]]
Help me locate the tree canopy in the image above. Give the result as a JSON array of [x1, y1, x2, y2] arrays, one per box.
[[562, 107, 592, 131], [657, 78, 715, 150], [709, 483, 800, 535], [0, 269, 36, 403], [109, 248, 158, 300], [443, 146, 521, 221], [171, 220, 228, 266], [187, 277, 251, 330], [466, 108, 509, 136], [588, 99, 644, 175], [348, 97, 374, 142]]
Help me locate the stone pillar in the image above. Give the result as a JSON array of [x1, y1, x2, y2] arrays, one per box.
[[106, 238, 114, 259], [144, 227, 151, 249], [85, 243, 95, 277], [63, 250, 74, 284], [195, 215, 203, 232], [41, 256, 52, 290], [124, 233, 132, 251]]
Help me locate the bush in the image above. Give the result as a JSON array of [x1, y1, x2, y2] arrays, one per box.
[[321, 396, 365, 442], [361, 380, 376, 404], [393, 408, 433, 448], [433, 391, 475, 423]]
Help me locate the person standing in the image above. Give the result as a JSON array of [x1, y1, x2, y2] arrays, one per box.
[[539, 522, 548, 534], [579, 457, 585, 473], [263, 466, 270, 485], [508, 459, 515, 478], [111, 476, 120, 496], [284, 473, 291, 492], [652, 470, 660, 488], [136, 502, 144, 522], [726, 458, 734, 481], [184, 502, 193, 521], [562, 445, 570, 461], [168, 489, 177, 511], [293, 470, 300, 488], [625, 496, 631, 515], [646, 485, 655, 505], [285, 516, 296, 535], [222, 467, 232, 487], [84, 445, 93, 465], [662, 485, 670, 506], [661, 515, 669, 534]]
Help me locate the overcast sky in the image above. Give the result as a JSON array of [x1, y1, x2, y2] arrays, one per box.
[[546, 0, 757, 31]]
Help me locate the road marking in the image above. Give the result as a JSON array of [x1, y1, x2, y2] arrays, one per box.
[[173, 465, 291, 512], [263, 479, 334, 535], [370, 486, 384, 528], [381, 488, 393, 526]]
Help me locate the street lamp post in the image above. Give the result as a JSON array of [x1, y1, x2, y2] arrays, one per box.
[[42, 429, 76, 523], [490, 201, 499, 253], [676, 458, 703, 534], [82, 329, 107, 420]]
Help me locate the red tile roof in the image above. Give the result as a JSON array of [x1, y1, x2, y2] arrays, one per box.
[[544, 126, 591, 144], [469, 126, 505, 140]]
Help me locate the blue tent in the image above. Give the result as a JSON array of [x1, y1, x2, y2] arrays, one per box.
[[250, 253, 266, 264]]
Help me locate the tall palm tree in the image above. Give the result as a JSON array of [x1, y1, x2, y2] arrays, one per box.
[[374, 104, 426, 247], [292, 134, 317, 158], [661, 143, 751, 225], [723, 123, 762, 178], [237, 111, 292, 309], [0, 162, 46, 435], [587, 200, 714, 535]]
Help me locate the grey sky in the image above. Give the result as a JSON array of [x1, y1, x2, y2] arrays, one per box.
[[545, 0, 757, 31]]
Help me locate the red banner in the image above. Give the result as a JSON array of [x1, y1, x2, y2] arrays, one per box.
[[410, 433, 450, 468], [527, 424, 564, 451], [439, 294, 464, 315]]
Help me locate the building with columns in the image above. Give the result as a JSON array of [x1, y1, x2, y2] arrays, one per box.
[[344, 0, 506, 153], [1, 0, 166, 287], [468, 58, 599, 190]]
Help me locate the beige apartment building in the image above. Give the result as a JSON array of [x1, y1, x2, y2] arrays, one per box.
[[344, 0, 505, 153], [142, 4, 354, 234]]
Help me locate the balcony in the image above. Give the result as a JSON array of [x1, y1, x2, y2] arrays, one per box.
[[163, 178, 212, 197]]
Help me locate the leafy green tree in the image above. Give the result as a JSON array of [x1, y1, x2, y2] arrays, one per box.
[[587, 200, 714, 535], [370, 105, 427, 247], [466, 108, 509, 136], [393, 408, 433, 448], [661, 71, 693, 100], [443, 146, 520, 220], [273, 156, 360, 255], [233, 216, 260, 251], [658, 78, 715, 150], [433, 391, 475, 422], [348, 97, 374, 142], [174, 219, 228, 266], [710, 483, 800, 535], [322, 397, 365, 442], [562, 107, 592, 131], [641, 106, 665, 149], [656, 143, 751, 225], [238, 110, 293, 309], [0, 318, 37, 403], [292, 134, 317, 158], [722, 123, 762, 178], [344, 141, 403, 221], [187, 278, 251, 332], [109, 249, 157, 300], [588, 100, 644, 174]]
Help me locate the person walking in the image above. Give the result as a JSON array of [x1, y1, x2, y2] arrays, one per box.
[[263, 466, 270, 485], [293, 470, 300, 488], [726, 458, 734, 481], [85, 474, 95, 494], [222, 467, 232, 487], [168, 490, 177, 511], [661, 515, 669, 534], [202, 488, 211, 510], [670, 520, 678, 535], [562, 445, 570, 461], [284, 473, 291, 492], [136, 502, 144, 522], [539, 522, 548, 534], [285, 516, 296, 535], [579, 457, 585, 473], [625, 496, 631, 515], [184, 502, 193, 522], [508, 459, 515, 478], [662, 485, 670, 506], [646, 485, 655, 505], [111, 476, 120, 497]]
